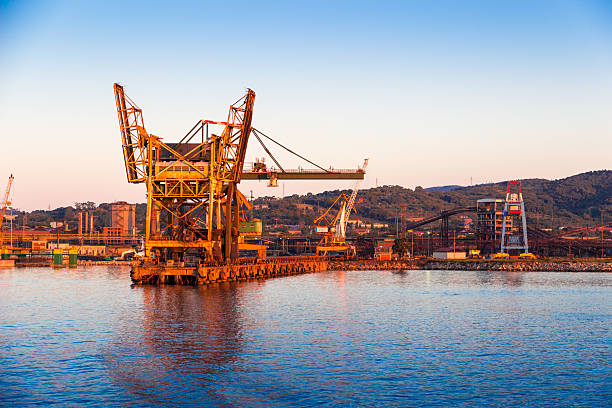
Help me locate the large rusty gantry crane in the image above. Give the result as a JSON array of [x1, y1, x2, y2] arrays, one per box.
[[114, 84, 365, 265]]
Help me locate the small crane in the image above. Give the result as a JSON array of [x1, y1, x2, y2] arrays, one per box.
[[314, 159, 368, 257], [0, 174, 14, 250]]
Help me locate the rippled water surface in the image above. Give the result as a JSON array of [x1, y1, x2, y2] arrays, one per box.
[[0, 267, 610, 407]]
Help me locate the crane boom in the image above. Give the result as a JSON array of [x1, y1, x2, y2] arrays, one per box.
[[0, 174, 14, 248], [337, 159, 368, 239], [217, 89, 256, 183], [232, 89, 255, 183], [114, 83, 149, 183]]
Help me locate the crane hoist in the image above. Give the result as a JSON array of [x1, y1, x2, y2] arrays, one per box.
[[0, 174, 14, 250], [314, 159, 368, 258]]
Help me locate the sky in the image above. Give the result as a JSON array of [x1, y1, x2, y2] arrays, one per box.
[[1, 0, 612, 210]]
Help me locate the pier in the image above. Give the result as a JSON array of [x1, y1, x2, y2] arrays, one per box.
[[131, 256, 328, 285], [130, 256, 612, 286]]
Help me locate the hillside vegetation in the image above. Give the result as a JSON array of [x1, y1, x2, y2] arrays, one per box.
[[11, 170, 612, 233], [252, 170, 612, 229]]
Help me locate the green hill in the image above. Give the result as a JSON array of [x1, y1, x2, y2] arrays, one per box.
[[252, 170, 612, 230], [12, 170, 612, 234]]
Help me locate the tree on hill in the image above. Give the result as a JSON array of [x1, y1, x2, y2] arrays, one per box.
[[392, 238, 410, 257]]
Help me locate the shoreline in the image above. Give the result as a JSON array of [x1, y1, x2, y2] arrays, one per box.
[[421, 259, 612, 272], [8, 258, 612, 273], [329, 258, 612, 272]]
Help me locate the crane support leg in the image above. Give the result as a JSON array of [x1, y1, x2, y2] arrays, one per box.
[[224, 183, 234, 262]]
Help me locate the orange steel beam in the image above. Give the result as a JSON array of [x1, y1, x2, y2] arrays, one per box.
[[114, 84, 148, 184], [3, 232, 141, 242], [241, 170, 365, 180]]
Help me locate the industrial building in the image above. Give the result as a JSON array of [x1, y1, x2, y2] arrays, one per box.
[[111, 202, 136, 236], [374, 239, 396, 261]]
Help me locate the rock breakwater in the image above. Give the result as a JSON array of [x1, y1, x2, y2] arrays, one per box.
[[328, 259, 424, 271], [328, 259, 612, 272], [423, 260, 612, 272]]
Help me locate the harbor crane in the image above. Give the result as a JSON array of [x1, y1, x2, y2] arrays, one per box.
[[0, 174, 14, 249], [114, 84, 366, 265], [314, 159, 368, 257]]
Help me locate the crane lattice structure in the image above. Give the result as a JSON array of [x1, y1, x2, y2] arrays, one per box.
[[114, 84, 366, 265], [0, 174, 14, 249], [314, 159, 368, 257], [500, 180, 529, 254]]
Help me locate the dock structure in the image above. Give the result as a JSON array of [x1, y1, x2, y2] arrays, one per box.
[[113, 84, 366, 275], [131, 256, 328, 285]]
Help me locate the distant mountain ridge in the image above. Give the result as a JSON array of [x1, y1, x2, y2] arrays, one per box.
[[252, 170, 612, 229], [424, 185, 463, 192], [13, 170, 612, 233]]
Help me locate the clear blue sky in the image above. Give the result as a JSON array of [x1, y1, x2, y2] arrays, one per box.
[[1, 0, 611, 210]]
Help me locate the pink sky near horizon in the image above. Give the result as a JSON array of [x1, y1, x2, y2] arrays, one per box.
[[1, 1, 611, 211]]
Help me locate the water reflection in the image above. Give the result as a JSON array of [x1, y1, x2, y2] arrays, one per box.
[[503, 271, 524, 286], [106, 282, 244, 405], [475, 270, 496, 285]]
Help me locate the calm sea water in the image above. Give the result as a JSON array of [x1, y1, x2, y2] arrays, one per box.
[[0, 266, 609, 407]]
